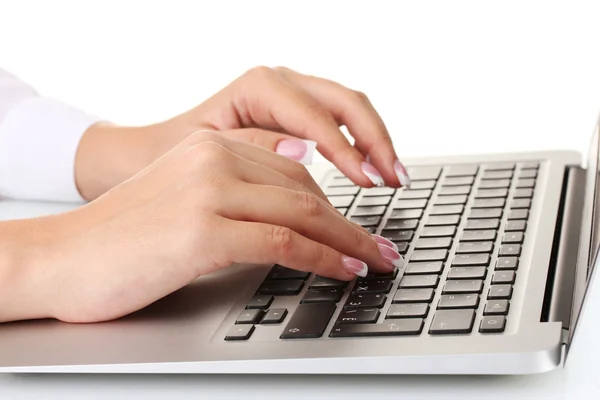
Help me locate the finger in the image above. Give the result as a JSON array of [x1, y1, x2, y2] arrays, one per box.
[[214, 218, 394, 280], [274, 67, 411, 188], [218, 128, 317, 165], [227, 67, 381, 188], [218, 182, 402, 274], [188, 130, 329, 203]]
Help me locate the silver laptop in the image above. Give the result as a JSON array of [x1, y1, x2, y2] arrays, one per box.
[[1, 116, 600, 375]]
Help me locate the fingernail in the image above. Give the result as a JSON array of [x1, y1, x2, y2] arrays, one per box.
[[275, 139, 317, 165], [361, 162, 384, 186], [378, 244, 404, 269], [394, 159, 411, 188], [342, 256, 368, 277], [372, 234, 398, 252]]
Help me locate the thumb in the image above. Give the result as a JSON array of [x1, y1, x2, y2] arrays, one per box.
[[218, 128, 317, 165]]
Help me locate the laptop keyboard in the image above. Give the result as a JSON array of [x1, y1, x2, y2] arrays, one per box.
[[224, 161, 539, 341]]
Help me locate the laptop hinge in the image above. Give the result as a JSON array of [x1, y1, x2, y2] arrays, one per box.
[[541, 166, 586, 342]]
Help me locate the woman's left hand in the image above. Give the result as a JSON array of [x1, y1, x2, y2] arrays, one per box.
[[75, 66, 410, 200]]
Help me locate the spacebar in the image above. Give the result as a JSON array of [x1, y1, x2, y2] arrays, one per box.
[[280, 303, 337, 339], [329, 320, 424, 337]]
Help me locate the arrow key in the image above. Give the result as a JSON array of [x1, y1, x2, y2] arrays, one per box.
[[225, 325, 255, 341]]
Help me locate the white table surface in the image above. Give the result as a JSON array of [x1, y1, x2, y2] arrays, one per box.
[[3, 0, 600, 398]]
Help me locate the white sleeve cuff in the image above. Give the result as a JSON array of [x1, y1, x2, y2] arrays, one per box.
[[0, 97, 102, 202]]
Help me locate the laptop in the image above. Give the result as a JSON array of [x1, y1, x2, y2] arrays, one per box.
[[1, 117, 600, 376]]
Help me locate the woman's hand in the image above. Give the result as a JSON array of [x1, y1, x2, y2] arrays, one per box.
[[75, 67, 410, 200], [11, 131, 403, 324]]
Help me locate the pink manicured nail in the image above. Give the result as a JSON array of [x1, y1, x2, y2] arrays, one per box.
[[378, 244, 403, 269], [394, 159, 411, 188], [342, 256, 368, 277], [372, 235, 398, 252], [361, 162, 384, 186], [275, 139, 317, 164]]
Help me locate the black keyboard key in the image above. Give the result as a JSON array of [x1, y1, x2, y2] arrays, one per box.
[[437, 294, 479, 309], [301, 289, 343, 304], [521, 162, 540, 169], [352, 280, 393, 294], [236, 309, 265, 324], [461, 230, 496, 241], [516, 178, 536, 188], [395, 199, 428, 209], [425, 215, 461, 226], [381, 230, 414, 242], [488, 285, 513, 299], [475, 188, 508, 198], [452, 254, 490, 266], [472, 198, 506, 208], [456, 242, 493, 254], [438, 186, 471, 196], [519, 170, 537, 179], [415, 237, 453, 249], [225, 325, 255, 341], [329, 196, 355, 208], [479, 316, 506, 333], [434, 195, 468, 205], [385, 219, 419, 230], [469, 208, 503, 219], [337, 308, 380, 324], [261, 308, 288, 324], [364, 268, 399, 280], [267, 265, 311, 280], [280, 303, 337, 339], [484, 300, 509, 315], [390, 209, 424, 219], [421, 226, 457, 237], [330, 319, 424, 337], [442, 280, 484, 294], [362, 187, 395, 197], [393, 288, 435, 303], [443, 176, 474, 186], [492, 271, 516, 284], [387, 304, 429, 318], [430, 205, 464, 215], [508, 210, 529, 220], [446, 165, 479, 177], [410, 180, 437, 190], [499, 244, 521, 256], [447, 266, 487, 279], [359, 196, 391, 207], [482, 170, 513, 179], [258, 280, 304, 295], [344, 293, 387, 309], [399, 275, 440, 288], [350, 216, 381, 227], [465, 218, 500, 230], [495, 257, 519, 270], [397, 242, 409, 254], [353, 206, 387, 216], [514, 188, 534, 198], [325, 186, 360, 196], [502, 232, 524, 244], [510, 199, 531, 209], [310, 276, 348, 289], [407, 166, 441, 181], [483, 163, 515, 171], [410, 249, 448, 262], [429, 309, 475, 334], [404, 261, 444, 275], [506, 221, 527, 231], [398, 190, 432, 199], [478, 179, 510, 189], [246, 295, 274, 309]]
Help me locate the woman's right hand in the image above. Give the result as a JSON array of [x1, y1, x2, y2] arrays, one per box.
[[16, 131, 402, 324]]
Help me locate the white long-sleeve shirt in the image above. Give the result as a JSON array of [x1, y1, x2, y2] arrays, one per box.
[[0, 69, 102, 202]]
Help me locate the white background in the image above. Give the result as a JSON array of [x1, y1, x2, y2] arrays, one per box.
[[2, 0, 600, 398]]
